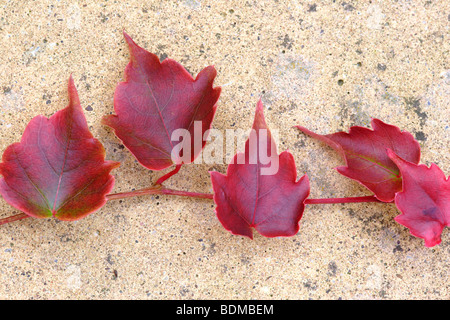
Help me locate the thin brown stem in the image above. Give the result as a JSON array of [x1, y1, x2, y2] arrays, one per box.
[[305, 195, 385, 204], [106, 185, 213, 201], [155, 164, 182, 185], [0, 212, 29, 225], [0, 193, 387, 227]]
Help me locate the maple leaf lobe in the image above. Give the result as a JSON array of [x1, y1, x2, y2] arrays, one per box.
[[0, 76, 120, 221], [102, 31, 221, 171]]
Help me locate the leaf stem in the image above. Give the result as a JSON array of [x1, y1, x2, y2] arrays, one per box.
[[106, 185, 213, 201], [305, 195, 384, 204], [107, 189, 385, 205], [0, 213, 29, 226], [155, 164, 182, 185]]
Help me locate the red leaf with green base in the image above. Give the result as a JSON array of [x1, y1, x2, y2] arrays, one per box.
[[0, 76, 120, 221]]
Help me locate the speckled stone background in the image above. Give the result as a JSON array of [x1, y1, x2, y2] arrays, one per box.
[[0, 0, 449, 299]]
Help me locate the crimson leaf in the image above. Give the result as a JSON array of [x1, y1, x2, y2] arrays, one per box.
[[102, 32, 221, 171], [387, 150, 449, 247], [0, 76, 120, 221], [210, 100, 310, 239], [296, 119, 421, 202]]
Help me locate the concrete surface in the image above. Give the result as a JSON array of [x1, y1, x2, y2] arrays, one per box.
[[0, 0, 448, 299]]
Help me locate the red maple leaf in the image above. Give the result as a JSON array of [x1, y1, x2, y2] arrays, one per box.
[[102, 32, 221, 172], [210, 100, 310, 239], [387, 150, 450, 247], [0, 76, 120, 221], [296, 119, 421, 202]]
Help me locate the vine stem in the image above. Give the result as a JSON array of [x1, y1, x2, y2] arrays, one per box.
[[0, 212, 29, 226], [305, 195, 384, 204], [107, 189, 384, 204], [105, 185, 214, 201], [0, 192, 385, 226]]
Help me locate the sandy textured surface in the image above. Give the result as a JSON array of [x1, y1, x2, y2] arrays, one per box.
[[0, 0, 449, 299]]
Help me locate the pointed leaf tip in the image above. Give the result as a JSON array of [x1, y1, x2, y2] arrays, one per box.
[[122, 30, 132, 42], [252, 99, 269, 131], [67, 75, 80, 107]]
